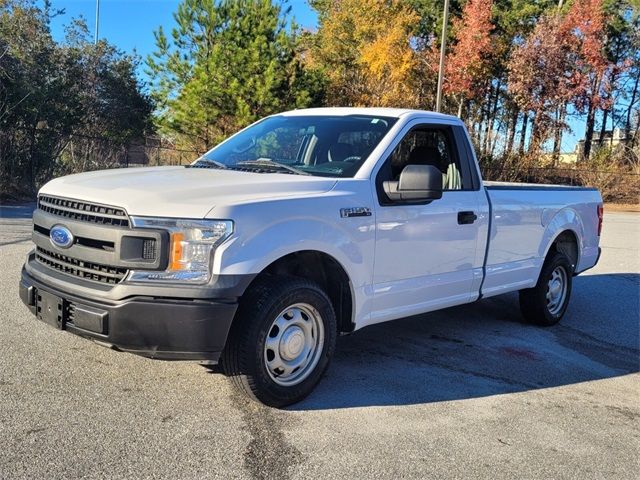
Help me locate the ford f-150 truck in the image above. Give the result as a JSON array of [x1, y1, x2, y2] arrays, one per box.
[[19, 108, 603, 407]]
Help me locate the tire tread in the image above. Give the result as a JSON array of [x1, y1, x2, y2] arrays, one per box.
[[519, 251, 573, 326], [221, 275, 336, 407]]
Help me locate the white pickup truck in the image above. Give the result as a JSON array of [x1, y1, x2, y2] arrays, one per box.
[[19, 108, 602, 406]]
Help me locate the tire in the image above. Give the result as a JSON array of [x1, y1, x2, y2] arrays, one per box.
[[221, 276, 337, 408], [519, 251, 573, 326]]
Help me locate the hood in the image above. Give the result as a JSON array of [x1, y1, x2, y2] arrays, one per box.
[[39, 166, 338, 218]]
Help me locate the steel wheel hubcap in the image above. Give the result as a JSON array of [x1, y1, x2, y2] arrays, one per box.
[[280, 326, 305, 360], [546, 266, 568, 315], [264, 303, 325, 386]]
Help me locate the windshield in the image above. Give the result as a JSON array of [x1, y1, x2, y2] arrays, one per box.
[[198, 115, 397, 177]]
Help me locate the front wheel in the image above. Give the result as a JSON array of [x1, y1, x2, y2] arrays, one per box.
[[221, 276, 337, 407], [519, 251, 573, 326]]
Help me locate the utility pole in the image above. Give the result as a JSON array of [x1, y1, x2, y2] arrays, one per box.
[[435, 0, 450, 113], [94, 0, 100, 44]]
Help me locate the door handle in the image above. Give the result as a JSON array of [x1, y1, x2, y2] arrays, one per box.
[[458, 211, 477, 225]]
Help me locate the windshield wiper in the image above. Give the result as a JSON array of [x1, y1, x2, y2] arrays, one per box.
[[235, 159, 310, 176], [191, 157, 228, 169]]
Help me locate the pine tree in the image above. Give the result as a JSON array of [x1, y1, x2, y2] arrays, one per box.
[[146, 0, 324, 152]]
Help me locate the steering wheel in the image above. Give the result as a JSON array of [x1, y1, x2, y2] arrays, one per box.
[[341, 156, 362, 163]]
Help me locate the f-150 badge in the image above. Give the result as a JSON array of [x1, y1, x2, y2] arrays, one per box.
[[340, 207, 372, 218]]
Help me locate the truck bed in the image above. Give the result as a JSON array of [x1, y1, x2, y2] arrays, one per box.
[[481, 182, 602, 298], [484, 181, 598, 192]]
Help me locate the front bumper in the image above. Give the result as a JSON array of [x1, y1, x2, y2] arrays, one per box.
[[19, 268, 237, 362]]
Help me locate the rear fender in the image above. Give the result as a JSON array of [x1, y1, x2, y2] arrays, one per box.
[[536, 207, 584, 278]]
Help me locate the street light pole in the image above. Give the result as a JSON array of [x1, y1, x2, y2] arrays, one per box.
[[435, 0, 450, 113], [94, 0, 100, 44]]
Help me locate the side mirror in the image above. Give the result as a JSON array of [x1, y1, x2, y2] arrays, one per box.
[[383, 164, 443, 202]]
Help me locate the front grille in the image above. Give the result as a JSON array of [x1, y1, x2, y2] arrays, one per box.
[[38, 195, 129, 227], [35, 247, 128, 285]]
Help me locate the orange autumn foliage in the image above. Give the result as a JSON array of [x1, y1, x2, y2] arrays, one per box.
[[309, 0, 422, 107], [445, 0, 495, 100]]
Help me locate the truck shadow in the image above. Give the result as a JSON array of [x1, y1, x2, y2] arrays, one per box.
[[290, 273, 639, 410]]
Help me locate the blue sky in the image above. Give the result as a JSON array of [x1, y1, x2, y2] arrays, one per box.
[[47, 0, 584, 151], [48, 0, 318, 59]]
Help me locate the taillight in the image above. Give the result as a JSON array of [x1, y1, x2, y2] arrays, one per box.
[[597, 204, 603, 236]]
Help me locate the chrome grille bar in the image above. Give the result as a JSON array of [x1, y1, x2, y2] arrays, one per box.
[[38, 195, 129, 227], [35, 247, 128, 284]]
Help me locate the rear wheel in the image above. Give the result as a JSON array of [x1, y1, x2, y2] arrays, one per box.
[[221, 276, 337, 407], [519, 251, 573, 326]]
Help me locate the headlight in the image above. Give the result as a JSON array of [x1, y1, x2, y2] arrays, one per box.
[[128, 217, 233, 284]]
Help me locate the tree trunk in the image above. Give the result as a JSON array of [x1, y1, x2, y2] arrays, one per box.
[[632, 114, 640, 148], [27, 119, 39, 195], [528, 113, 538, 155], [490, 117, 503, 158], [625, 70, 639, 141], [481, 81, 500, 157], [476, 100, 486, 155], [486, 81, 501, 156], [582, 74, 603, 162], [598, 108, 609, 147], [582, 100, 597, 161], [552, 104, 566, 167], [518, 112, 528, 154], [506, 108, 518, 156]]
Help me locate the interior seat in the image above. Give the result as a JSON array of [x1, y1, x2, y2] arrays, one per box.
[[394, 145, 448, 187], [328, 142, 355, 162], [406, 146, 442, 169]]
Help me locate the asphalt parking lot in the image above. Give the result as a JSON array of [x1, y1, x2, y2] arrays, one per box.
[[0, 204, 638, 480]]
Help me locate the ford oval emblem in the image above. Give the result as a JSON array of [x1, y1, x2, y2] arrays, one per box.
[[50, 225, 74, 249]]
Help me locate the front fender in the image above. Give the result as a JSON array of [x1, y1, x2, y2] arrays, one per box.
[[213, 209, 375, 291]]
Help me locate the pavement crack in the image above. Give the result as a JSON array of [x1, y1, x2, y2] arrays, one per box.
[[556, 325, 640, 354], [231, 391, 303, 480], [0, 237, 31, 246], [430, 334, 465, 344], [552, 325, 640, 372], [363, 346, 541, 389], [606, 405, 640, 422], [448, 365, 541, 389]]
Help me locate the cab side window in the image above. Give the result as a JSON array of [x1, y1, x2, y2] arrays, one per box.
[[376, 126, 464, 205]]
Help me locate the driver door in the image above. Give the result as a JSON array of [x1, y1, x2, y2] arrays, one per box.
[[368, 123, 485, 326]]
